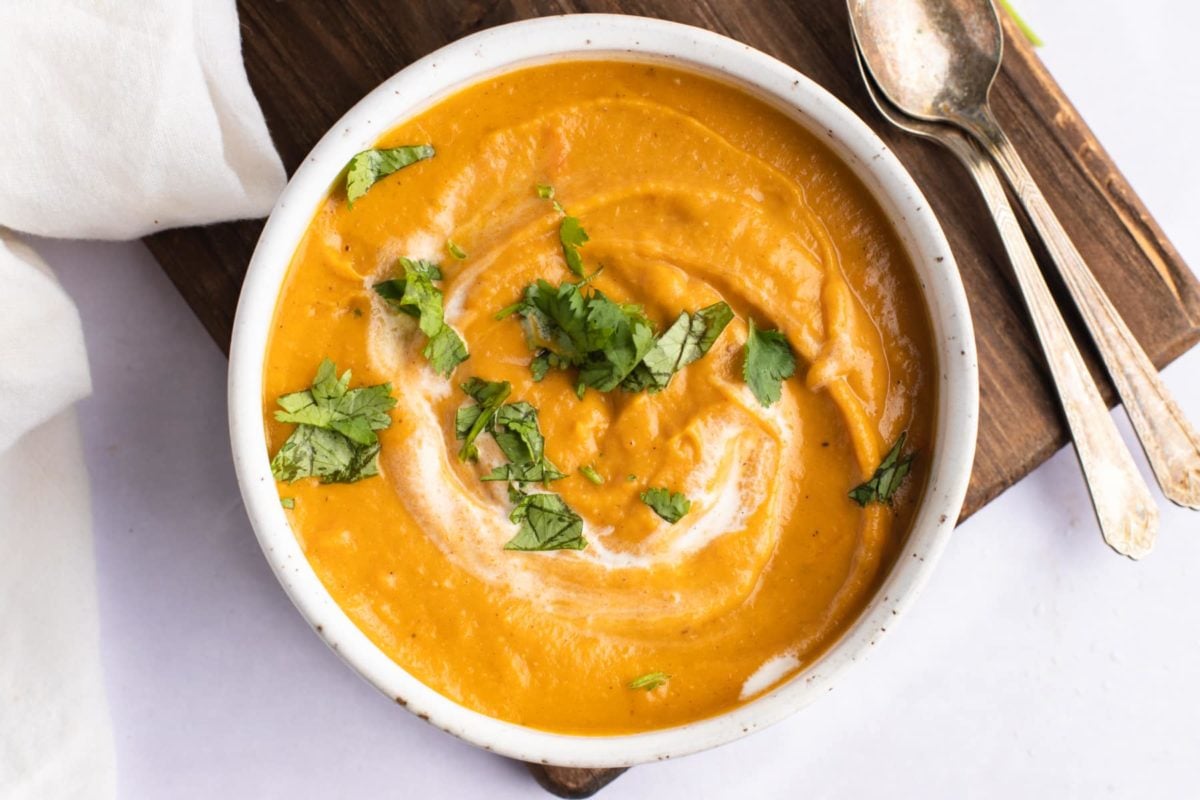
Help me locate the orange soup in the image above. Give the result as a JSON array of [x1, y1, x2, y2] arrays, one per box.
[[263, 60, 935, 734]]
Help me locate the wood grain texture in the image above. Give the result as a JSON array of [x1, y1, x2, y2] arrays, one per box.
[[142, 1, 1200, 794]]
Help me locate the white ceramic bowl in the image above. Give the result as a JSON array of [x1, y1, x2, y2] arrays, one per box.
[[229, 14, 978, 768]]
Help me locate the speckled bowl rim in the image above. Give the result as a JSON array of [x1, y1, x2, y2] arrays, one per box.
[[228, 14, 979, 768]]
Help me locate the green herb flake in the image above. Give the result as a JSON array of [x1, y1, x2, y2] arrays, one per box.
[[345, 145, 434, 207], [641, 487, 692, 524], [558, 216, 589, 276], [447, 239, 468, 260], [455, 378, 511, 461], [483, 460, 566, 483], [628, 301, 733, 392], [626, 474, 637, 483], [280, 497, 295, 509], [529, 350, 552, 382], [504, 491, 586, 551], [628, 671, 670, 691], [537, 182, 565, 213], [501, 278, 731, 397], [743, 318, 797, 407], [580, 465, 604, 485], [997, 0, 1042, 47], [270, 359, 395, 484], [849, 432, 915, 507], [425, 325, 469, 377], [373, 257, 468, 376], [456, 381, 565, 481]]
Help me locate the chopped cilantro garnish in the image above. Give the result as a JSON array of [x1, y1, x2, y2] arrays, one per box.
[[454, 378, 511, 461], [997, 0, 1042, 47], [504, 489, 586, 551], [742, 318, 796, 407], [641, 487, 691, 524], [501, 277, 731, 396], [537, 182, 587, 272], [447, 239, 467, 260], [537, 182, 565, 213], [280, 497, 295, 509], [849, 432, 915, 506], [455, 381, 564, 481], [270, 359, 395, 484], [628, 671, 670, 691], [345, 145, 434, 207], [558, 216, 589, 276], [580, 465, 603, 484], [503, 276, 652, 395], [481, 402, 566, 482], [624, 301, 733, 391], [374, 257, 468, 376]]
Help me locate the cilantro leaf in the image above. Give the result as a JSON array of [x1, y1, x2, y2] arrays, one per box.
[[271, 425, 382, 484], [270, 359, 394, 484], [529, 350, 552, 382], [633, 301, 733, 391], [487, 400, 567, 481], [505, 278, 670, 395], [849, 432, 915, 506], [518, 278, 591, 361], [374, 258, 445, 337], [628, 671, 670, 691], [641, 487, 691, 524], [454, 378, 511, 461], [503, 278, 733, 397], [482, 460, 567, 483], [743, 318, 796, 407], [374, 257, 468, 377], [559, 216, 589, 276], [447, 239, 467, 260], [537, 182, 565, 213], [274, 359, 395, 446], [345, 145, 434, 207], [577, 298, 656, 392], [280, 497, 295, 509], [504, 491, 586, 551], [535, 182, 588, 274], [455, 383, 565, 482], [579, 465, 603, 484], [490, 402, 547, 464], [272, 359, 395, 442], [424, 325, 469, 377]]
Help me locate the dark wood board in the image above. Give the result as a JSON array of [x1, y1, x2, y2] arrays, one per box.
[[143, 1, 1200, 796]]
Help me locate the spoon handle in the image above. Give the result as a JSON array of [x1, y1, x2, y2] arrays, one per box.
[[939, 130, 1158, 557], [966, 107, 1200, 510]]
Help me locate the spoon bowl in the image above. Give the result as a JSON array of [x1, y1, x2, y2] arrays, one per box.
[[847, 0, 1002, 128]]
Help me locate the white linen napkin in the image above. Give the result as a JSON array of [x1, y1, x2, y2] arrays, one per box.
[[0, 2, 285, 797]]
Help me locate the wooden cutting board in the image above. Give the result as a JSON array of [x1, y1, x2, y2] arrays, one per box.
[[143, 1, 1200, 796]]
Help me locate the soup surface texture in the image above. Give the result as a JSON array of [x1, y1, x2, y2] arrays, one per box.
[[264, 60, 935, 734]]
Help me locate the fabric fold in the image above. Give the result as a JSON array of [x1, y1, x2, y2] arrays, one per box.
[[0, 1, 286, 796]]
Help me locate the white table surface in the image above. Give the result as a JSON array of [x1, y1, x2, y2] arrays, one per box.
[[31, 1, 1200, 796]]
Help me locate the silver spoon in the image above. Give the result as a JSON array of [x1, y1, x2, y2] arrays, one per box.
[[848, 39, 1158, 557], [848, 40, 1159, 557], [848, 0, 1200, 510]]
